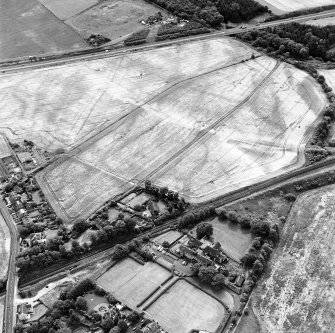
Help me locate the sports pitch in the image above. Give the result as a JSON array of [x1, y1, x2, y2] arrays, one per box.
[[147, 279, 225, 333], [97, 258, 171, 309]]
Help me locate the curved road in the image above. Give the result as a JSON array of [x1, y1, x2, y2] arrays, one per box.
[[1, 202, 18, 333]]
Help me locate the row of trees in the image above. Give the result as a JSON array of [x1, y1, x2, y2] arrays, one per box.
[[147, 0, 269, 28], [111, 238, 153, 261], [240, 23, 335, 62], [177, 206, 216, 229]]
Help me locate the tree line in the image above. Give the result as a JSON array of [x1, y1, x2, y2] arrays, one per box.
[[146, 0, 269, 28]]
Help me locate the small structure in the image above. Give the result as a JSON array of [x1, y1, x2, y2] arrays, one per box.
[[17, 152, 32, 164], [235, 275, 245, 287], [18, 303, 33, 321]]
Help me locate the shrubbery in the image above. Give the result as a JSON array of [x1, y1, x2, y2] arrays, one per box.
[[124, 29, 150, 46]]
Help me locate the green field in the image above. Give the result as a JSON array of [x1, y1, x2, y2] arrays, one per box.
[[97, 258, 170, 309], [147, 279, 225, 333], [0, 0, 86, 60]]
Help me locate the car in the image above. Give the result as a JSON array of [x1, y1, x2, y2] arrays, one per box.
[[240, 25, 247, 29]]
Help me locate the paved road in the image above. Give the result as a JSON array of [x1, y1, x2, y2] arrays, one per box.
[[1, 9, 335, 75], [1, 202, 18, 333]]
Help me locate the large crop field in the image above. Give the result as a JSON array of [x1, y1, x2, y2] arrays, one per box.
[[257, 0, 335, 13], [0, 0, 86, 61], [97, 258, 171, 309], [253, 185, 335, 333], [22, 37, 325, 221], [147, 279, 225, 333]]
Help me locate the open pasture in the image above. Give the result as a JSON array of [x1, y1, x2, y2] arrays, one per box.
[[66, 0, 168, 40], [0, 38, 248, 151], [0, 0, 86, 61], [253, 184, 335, 333], [257, 0, 335, 13], [39, 0, 98, 20], [97, 258, 170, 309], [147, 279, 225, 333]]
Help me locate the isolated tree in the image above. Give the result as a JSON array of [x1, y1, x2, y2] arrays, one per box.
[[191, 263, 202, 276], [198, 266, 216, 283], [75, 296, 88, 311], [128, 311, 140, 323], [196, 222, 213, 239], [211, 273, 226, 290], [101, 318, 114, 332], [112, 244, 129, 260], [107, 294, 118, 304], [162, 241, 170, 248]]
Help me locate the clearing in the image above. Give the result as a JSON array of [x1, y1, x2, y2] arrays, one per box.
[[256, 0, 335, 13], [0, 213, 10, 281], [29, 37, 326, 221], [0, 0, 86, 61], [39, 0, 98, 20], [66, 0, 168, 41], [305, 17, 335, 26], [190, 217, 253, 261], [253, 184, 335, 333], [147, 279, 225, 333], [153, 231, 182, 245], [97, 258, 171, 309]]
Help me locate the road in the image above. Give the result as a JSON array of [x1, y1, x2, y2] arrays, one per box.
[[1, 9, 335, 75], [1, 202, 18, 333]]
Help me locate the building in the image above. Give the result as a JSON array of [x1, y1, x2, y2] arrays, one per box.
[[17, 152, 32, 164], [235, 275, 245, 287], [195, 253, 212, 266], [179, 245, 196, 261], [18, 303, 33, 321], [187, 237, 202, 249]]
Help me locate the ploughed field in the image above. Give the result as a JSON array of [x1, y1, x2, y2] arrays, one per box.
[[253, 185, 335, 333], [256, 0, 335, 14], [4, 37, 323, 221]]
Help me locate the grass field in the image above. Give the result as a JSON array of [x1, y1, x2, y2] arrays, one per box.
[[32, 37, 326, 220], [0, 0, 86, 61], [153, 231, 182, 245], [97, 258, 170, 309], [39, 0, 98, 20], [305, 17, 335, 26], [147, 279, 225, 333], [253, 184, 335, 333], [66, 0, 168, 40], [190, 217, 253, 261], [0, 214, 10, 281], [257, 0, 335, 13]]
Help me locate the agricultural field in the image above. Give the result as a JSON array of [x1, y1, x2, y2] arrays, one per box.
[[257, 0, 335, 13], [190, 217, 253, 261], [39, 0, 98, 20], [97, 258, 171, 309], [66, 0, 168, 41], [252, 184, 335, 333], [0, 214, 10, 280], [0, 38, 248, 151], [0, 0, 87, 61], [147, 279, 225, 333], [152, 62, 326, 202], [32, 37, 326, 221]]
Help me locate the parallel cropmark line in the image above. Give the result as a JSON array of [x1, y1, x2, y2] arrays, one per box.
[[142, 61, 280, 182]]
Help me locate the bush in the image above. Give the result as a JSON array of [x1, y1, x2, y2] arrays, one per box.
[[284, 193, 296, 202]]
